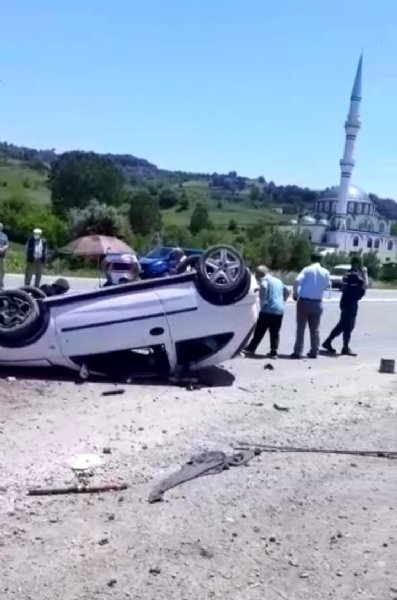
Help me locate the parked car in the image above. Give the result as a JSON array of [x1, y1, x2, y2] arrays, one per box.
[[0, 245, 257, 378], [139, 246, 204, 279], [330, 264, 370, 290]]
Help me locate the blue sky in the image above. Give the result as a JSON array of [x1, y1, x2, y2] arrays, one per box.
[[1, 0, 397, 197]]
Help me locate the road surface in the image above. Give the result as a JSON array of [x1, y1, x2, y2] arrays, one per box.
[[0, 285, 396, 600]]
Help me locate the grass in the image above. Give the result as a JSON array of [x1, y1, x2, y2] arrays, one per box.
[[0, 159, 51, 205], [163, 183, 284, 228]]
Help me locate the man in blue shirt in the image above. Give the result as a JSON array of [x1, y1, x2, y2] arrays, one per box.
[[243, 266, 290, 358], [0, 223, 9, 289], [291, 253, 331, 359], [322, 256, 367, 356]]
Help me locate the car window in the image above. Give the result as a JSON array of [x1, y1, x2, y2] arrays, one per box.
[[332, 268, 349, 276], [146, 247, 170, 259]]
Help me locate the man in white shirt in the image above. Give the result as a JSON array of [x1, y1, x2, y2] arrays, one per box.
[[291, 252, 331, 359]]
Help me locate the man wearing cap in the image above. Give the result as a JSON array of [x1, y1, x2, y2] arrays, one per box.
[[25, 228, 48, 287], [0, 223, 9, 289]]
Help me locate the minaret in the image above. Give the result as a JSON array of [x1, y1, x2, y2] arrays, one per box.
[[332, 54, 363, 230]]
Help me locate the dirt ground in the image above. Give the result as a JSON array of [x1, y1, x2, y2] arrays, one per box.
[[1, 355, 397, 600]]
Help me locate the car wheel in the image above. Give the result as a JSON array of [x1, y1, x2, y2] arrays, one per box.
[[20, 285, 47, 300], [0, 289, 41, 343], [196, 267, 252, 306], [176, 255, 201, 274], [196, 245, 245, 294]]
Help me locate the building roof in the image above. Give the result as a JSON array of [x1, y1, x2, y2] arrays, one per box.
[[322, 184, 370, 203]]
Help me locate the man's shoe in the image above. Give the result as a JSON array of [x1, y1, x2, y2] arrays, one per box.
[[241, 349, 255, 358], [290, 353, 301, 359], [267, 351, 278, 359], [322, 340, 336, 354], [341, 347, 357, 357], [307, 351, 318, 359]]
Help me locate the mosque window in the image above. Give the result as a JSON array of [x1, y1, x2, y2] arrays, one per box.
[[374, 238, 380, 249], [379, 222, 385, 233], [356, 203, 362, 214], [353, 236, 359, 247], [387, 240, 393, 251], [324, 201, 329, 213], [367, 221, 374, 232], [367, 238, 373, 248], [348, 202, 355, 214], [346, 218, 352, 230]]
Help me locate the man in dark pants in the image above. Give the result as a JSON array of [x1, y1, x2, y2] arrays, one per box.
[[243, 266, 290, 358], [322, 257, 367, 356], [291, 253, 331, 359]]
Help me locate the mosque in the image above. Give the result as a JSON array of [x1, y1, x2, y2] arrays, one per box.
[[290, 55, 397, 263]]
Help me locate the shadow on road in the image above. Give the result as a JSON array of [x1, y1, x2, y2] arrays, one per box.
[[0, 365, 235, 389]]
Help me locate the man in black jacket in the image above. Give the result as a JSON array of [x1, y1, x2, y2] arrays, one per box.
[[24, 228, 48, 287], [322, 256, 368, 356]]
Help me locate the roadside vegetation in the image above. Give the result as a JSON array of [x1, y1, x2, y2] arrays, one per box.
[[0, 143, 396, 285]]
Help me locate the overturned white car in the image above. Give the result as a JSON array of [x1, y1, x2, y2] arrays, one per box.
[[0, 246, 258, 378]]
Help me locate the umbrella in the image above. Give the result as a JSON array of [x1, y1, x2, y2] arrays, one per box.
[[61, 235, 134, 257]]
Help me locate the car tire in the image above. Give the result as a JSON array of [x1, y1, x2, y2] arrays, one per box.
[[176, 255, 201, 274], [20, 285, 47, 300], [0, 289, 41, 344], [196, 245, 245, 294], [196, 267, 252, 306]]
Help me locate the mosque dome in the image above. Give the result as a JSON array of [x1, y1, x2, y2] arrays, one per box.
[[300, 215, 316, 225], [318, 218, 330, 226], [289, 219, 298, 225], [322, 184, 370, 203]]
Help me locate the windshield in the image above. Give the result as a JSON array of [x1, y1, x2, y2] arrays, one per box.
[[332, 267, 349, 276], [145, 247, 171, 259]]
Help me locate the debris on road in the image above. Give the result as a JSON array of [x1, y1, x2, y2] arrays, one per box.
[[28, 483, 128, 496], [273, 403, 290, 412], [379, 358, 395, 374], [101, 389, 126, 396], [149, 566, 161, 576], [102, 447, 112, 455], [107, 579, 117, 587], [235, 443, 397, 460], [264, 363, 275, 371], [148, 449, 256, 504]]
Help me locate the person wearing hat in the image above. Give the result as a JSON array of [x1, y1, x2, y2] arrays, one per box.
[[25, 228, 48, 287], [0, 223, 9, 289]]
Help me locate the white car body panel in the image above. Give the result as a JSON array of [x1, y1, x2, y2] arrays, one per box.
[[0, 271, 258, 375]]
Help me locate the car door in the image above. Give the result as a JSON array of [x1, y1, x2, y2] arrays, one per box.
[[53, 288, 173, 359]]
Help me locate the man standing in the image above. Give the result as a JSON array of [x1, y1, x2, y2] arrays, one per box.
[[322, 256, 367, 356], [25, 228, 47, 287], [244, 265, 290, 358], [0, 223, 9, 289], [291, 253, 331, 359]]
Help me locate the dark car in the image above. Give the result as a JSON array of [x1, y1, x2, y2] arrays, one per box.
[[139, 246, 204, 279]]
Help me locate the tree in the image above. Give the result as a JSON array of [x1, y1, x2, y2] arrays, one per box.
[[228, 219, 238, 232], [158, 187, 179, 210], [68, 199, 131, 239], [249, 185, 261, 203], [189, 203, 212, 234], [176, 193, 189, 212], [49, 151, 124, 215], [127, 190, 162, 236]]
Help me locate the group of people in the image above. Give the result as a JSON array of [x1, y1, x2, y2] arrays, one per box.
[[0, 224, 47, 289], [244, 252, 368, 359]]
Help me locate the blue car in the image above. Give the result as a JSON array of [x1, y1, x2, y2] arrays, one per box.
[[139, 246, 204, 279]]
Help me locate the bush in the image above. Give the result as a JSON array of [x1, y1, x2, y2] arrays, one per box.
[[68, 199, 132, 240], [0, 194, 68, 247]]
